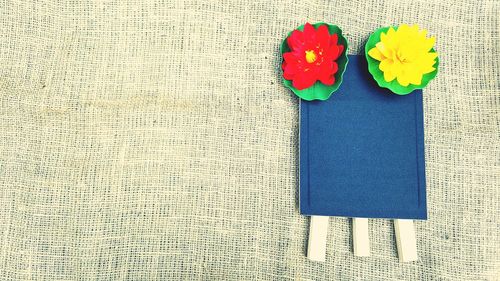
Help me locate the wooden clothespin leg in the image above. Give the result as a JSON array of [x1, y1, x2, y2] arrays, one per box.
[[394, 219, 418, 262], [352, 218, 370, 256], [307, 216, 329, 262]]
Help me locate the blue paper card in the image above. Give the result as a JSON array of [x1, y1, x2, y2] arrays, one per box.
[[300, 55, 427, 219]]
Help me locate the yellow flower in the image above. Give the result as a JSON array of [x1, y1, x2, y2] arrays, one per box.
[[368, 24, 437, 87]]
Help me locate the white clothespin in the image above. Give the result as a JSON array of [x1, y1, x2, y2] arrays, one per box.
[[307, 216, 329, 262], [394, 219, 418, 262], [352, 218, 370, 256]]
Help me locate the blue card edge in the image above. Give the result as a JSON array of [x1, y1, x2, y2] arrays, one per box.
[[415, 89, 428, 219]]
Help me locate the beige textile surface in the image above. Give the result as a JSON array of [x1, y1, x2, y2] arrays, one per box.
[[0, 0, 499, 280]]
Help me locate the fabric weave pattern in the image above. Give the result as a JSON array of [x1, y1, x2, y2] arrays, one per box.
[[0, 0, 499, 280]]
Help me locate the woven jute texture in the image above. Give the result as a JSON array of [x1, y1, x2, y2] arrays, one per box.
[[0, 0, 499, 280]]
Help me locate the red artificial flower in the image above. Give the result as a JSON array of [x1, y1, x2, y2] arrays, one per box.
[[282, 23, 345, 90]]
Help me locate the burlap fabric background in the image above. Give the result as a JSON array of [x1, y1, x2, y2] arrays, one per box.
[[0, 0, 499, 280]]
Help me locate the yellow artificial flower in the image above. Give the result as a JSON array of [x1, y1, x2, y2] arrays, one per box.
[[368, 24, 438, 87]]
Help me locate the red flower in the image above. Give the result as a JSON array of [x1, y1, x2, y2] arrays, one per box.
[[282, 23, 345, 90]]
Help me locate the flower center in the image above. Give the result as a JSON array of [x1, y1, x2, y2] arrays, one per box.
[[395, 50, 407, 63], [305, 50, 317, 63]]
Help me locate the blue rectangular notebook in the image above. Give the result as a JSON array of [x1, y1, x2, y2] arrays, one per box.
[[300, 55, 427, 219]]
